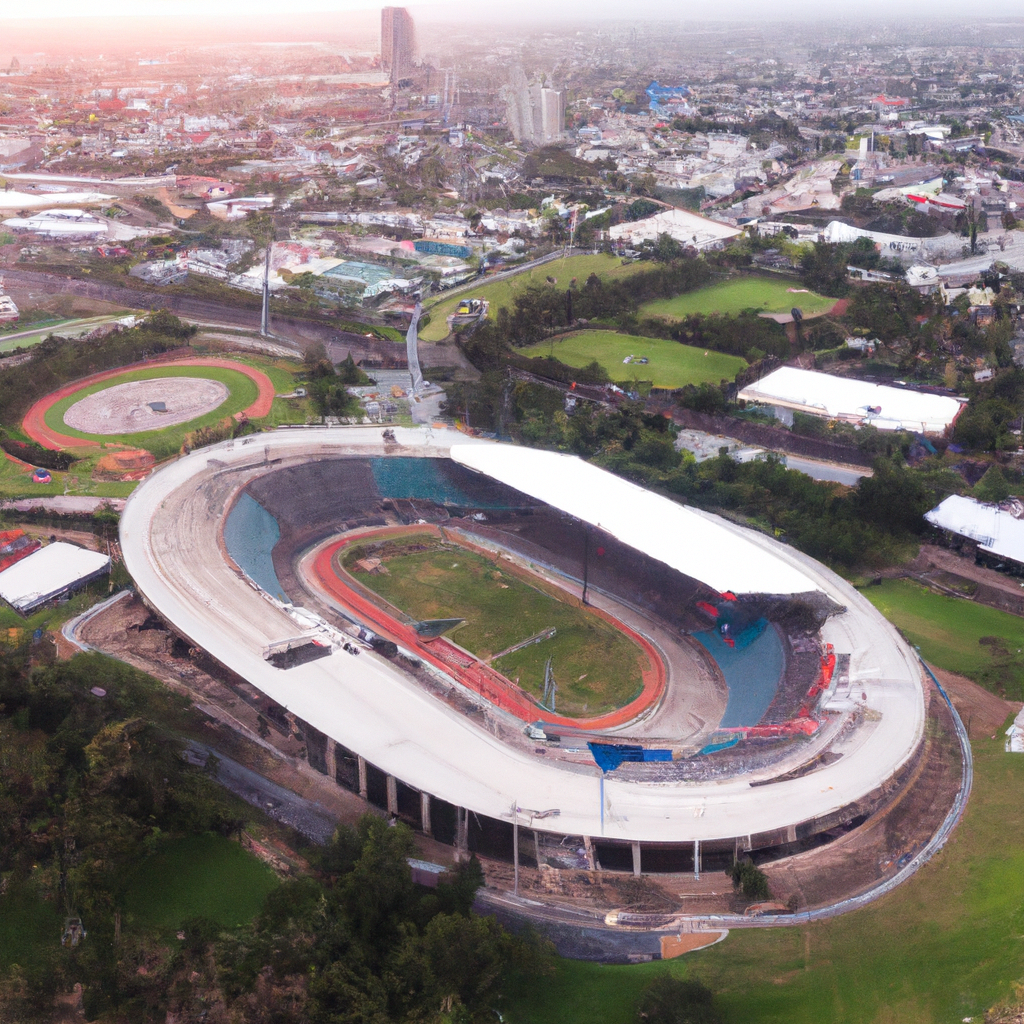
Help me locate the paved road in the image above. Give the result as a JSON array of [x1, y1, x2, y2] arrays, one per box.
[[120, 426, 926, 847]]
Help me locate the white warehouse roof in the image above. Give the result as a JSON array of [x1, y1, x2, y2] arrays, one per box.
[[608, 207, 741, 250], [738, 366, 965, 434], [925, 494, 1024, 566], [451, 443, 820, 596], [0, 542, 110, 614]]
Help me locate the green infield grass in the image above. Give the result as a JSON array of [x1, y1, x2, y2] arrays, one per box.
[[505, 725, 1024, 1024], [519, 330, 748, 388], [124, 834, 278, 935], [863, 578, 1024, 700], [345, 536, 646, 715], [419, 253, 648, 342], [639, 275, 836, 320], [43, 364, 257, 460]]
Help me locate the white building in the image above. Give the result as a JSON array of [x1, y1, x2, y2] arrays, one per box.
[[925, 494, 1024, 567], [608, 207, 742, 251], [738, 367, 966, 434], [0, 542, 110, 615]]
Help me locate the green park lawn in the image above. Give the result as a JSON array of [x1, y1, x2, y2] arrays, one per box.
[[506, 725, 1024, 1024], [419, 253, 648, 342], [864, 578, 1024, 700], [519, 330, 748, 388], [345, 537, 645, 715], [124, 834, 278, 935], [639, 275, 836, 320]]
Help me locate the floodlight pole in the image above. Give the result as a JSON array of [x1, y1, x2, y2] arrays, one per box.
[[512, 800, 519, 895], [581, 524, 590, 606], [260, 242, 272, 337]]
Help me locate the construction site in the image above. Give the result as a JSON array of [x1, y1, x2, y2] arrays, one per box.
[[113, 426, 967, 942]]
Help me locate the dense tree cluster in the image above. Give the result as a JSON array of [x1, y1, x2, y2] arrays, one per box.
[[216, 821, 550, 1024], [303, 343, 368, 420], [0, 311, 195, 429], [0, 649, 240, 1016], [0, 645, 552, 1023]]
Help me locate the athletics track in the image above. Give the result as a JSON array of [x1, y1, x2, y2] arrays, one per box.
[[309, 523, 668, 731], [22, 357, 276, 450]]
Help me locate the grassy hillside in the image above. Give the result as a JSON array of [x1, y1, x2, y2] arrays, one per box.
[[420, 253, 648, 342], [520, 330, 747, 388], [640, 276, 835, 320]]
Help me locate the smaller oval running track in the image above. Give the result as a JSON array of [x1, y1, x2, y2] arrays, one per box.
[[23, 357, 276, 451]]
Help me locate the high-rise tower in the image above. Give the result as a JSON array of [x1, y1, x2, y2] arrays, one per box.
[[381, 7, 415, 82]]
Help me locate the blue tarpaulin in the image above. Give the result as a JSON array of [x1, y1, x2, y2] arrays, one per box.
[[588, 743, 672, 772]]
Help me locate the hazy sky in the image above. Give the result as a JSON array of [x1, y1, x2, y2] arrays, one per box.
[[6, 0, 1024, 18]]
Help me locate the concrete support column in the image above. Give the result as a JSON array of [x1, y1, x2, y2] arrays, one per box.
[[455, 807, 469, 861], [694, 840, 701, 880], [357, 756, 368, 800], [386, 774, 398, 816], [325, 740, 336, 782], [420, 791, 432, 836], [631, 841, 642, 877], [533, 829, 543, 870], [583, 836, 597, 872]]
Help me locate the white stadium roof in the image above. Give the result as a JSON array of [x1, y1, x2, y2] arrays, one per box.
[[0, 542, 110, 614], [737, 366, 965, 434], [451, 443, 820, 595], [925, 494, 1024, 566]]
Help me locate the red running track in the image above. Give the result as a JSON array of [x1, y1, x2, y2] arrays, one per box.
[[22, 357, 276, 451], [309, 524, 668, 732]]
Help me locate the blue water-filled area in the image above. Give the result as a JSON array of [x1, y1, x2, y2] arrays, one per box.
[[370, 457, 521, 509], [694, 619, 785, 728], [223, 492, 287, 601]]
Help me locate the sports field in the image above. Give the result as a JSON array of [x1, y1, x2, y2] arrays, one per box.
[[519, 331, 747, 388], [639, 275, 835, 320], [346, 538, 646, 715], [419, 253, 649, 342], [863, 578, 1024, 700]]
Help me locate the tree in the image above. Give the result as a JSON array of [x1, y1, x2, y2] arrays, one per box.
[[974, 465, 1010, 503], [728, 858, 771, 901], [855, 459, 931, 535]]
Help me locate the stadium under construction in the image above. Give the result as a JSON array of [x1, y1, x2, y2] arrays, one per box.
[[121, 427, 944, 884]]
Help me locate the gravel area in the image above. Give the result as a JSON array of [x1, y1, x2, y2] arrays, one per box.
[[63, 377, 229, 434]]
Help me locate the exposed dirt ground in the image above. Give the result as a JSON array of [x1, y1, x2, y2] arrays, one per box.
[[930, 666, 1020, 738], [63, 377, 229, 434]]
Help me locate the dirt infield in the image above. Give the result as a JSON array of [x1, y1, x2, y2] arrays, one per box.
[[22, 357, 276, 450], [64, 377, 230, 434], [308, 524, 668, 731]]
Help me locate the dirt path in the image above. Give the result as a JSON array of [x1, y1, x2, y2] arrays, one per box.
[[22, 356, 276, 450], [929, 666, 1020, 738]]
